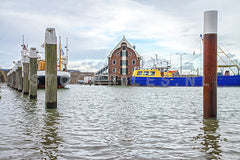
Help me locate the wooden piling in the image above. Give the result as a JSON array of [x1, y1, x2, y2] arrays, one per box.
[[14, 66, 17, 90], [12, 70, 15, 88], [45, 28, 57, 109], [203, 10, 218, 119], [23, 54, 29, 95], [29, 48, 37, 99], [12, 66, 17, 89], [17, 61, 23, 92]]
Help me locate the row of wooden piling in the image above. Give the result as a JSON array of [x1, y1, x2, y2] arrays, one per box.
[[7, 28, 58, 109], [7, 48, 38, 99]]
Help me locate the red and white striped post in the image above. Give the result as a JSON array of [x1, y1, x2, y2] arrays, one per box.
[[203, 10, 218, 119]]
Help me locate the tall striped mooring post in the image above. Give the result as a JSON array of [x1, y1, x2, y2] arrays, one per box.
[[29, 47, 38, 99], [45, 28, 57, 109], [203, 10, 218, 119]]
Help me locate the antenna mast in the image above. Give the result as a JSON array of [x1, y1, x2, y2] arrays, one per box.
[[23, 35, 24, 45], [66, 37, 68, 58]]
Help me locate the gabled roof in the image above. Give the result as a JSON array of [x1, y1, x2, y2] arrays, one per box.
[[107, 35, 141, 58]]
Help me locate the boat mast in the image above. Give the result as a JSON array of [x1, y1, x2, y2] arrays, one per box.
[[22, 35, 24, 46], [59, 37, 69, 71], [58, 36, 61, 71], [65, 37, 69, 70]]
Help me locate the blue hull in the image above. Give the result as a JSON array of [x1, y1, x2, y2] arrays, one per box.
[[131, 75, 240, 87]]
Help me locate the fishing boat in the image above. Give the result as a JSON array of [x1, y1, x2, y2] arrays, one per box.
[[131, 44, 240, 87]]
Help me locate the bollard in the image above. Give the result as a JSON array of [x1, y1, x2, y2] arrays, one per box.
[[29, 48, 38, 99], [12, 71, 15, 88], [203, 10, 218, 119], [17, 61, 23, 92], [23, 54, 29, 95], [13, 66, 17, 90], [45, 28, 57, 109]]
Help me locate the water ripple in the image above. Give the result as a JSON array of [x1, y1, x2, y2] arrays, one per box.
[[0, 84, 240, 159]]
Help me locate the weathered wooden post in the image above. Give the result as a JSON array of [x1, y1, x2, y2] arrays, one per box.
[[203, 10, 218, 119], [7, 69, 12, 87], [8, 67, 13, 88], [14, 65, 17, 90], [17, 61, 23, 92], [11, 69, 15, 88], [45, 28, 57, 109], [29, 47, 38, 99], [22, 53, 29, 95], [11, 67, 15, 88]]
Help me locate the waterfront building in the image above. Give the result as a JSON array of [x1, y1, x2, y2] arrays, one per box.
[[107, 36, 141, 84]]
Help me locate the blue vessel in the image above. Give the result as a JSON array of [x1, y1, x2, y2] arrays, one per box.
[[131, 69, 240, 86]]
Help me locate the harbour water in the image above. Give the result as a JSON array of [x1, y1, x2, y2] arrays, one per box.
[[0, 84, 240, 159]]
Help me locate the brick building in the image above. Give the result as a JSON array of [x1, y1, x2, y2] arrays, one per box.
[[107, 36, 141, 84]]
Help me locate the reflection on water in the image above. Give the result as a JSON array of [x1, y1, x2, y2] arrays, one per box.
[[40, 109, 62, 160], [194, 119, 222, 159]]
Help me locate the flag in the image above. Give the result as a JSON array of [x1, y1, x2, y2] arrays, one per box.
[[61, 48, 64, 55], [41, 43, 45, 48]]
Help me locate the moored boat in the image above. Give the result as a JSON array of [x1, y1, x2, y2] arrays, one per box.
[[37, 70, 71, 89], [131, 69, 240, 86]]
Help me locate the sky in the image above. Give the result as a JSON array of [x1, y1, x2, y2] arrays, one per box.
[[0, 0, 240, 73]]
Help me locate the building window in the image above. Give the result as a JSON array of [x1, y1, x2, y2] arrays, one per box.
[[120, 60, 128, 66], [113, 68, 116, 73], [120, 68, 126, 74], [132, 59, 136, 65], [113, 60, 116, 65], [129, 52, 132, 55], [122, 51, 126, 57], [123, 46, 126, 50], [122, 68, 126, 74], [117, 52, 119, 55]]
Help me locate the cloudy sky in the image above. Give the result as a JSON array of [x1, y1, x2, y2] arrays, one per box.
[[0, 0, 240, 72]]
